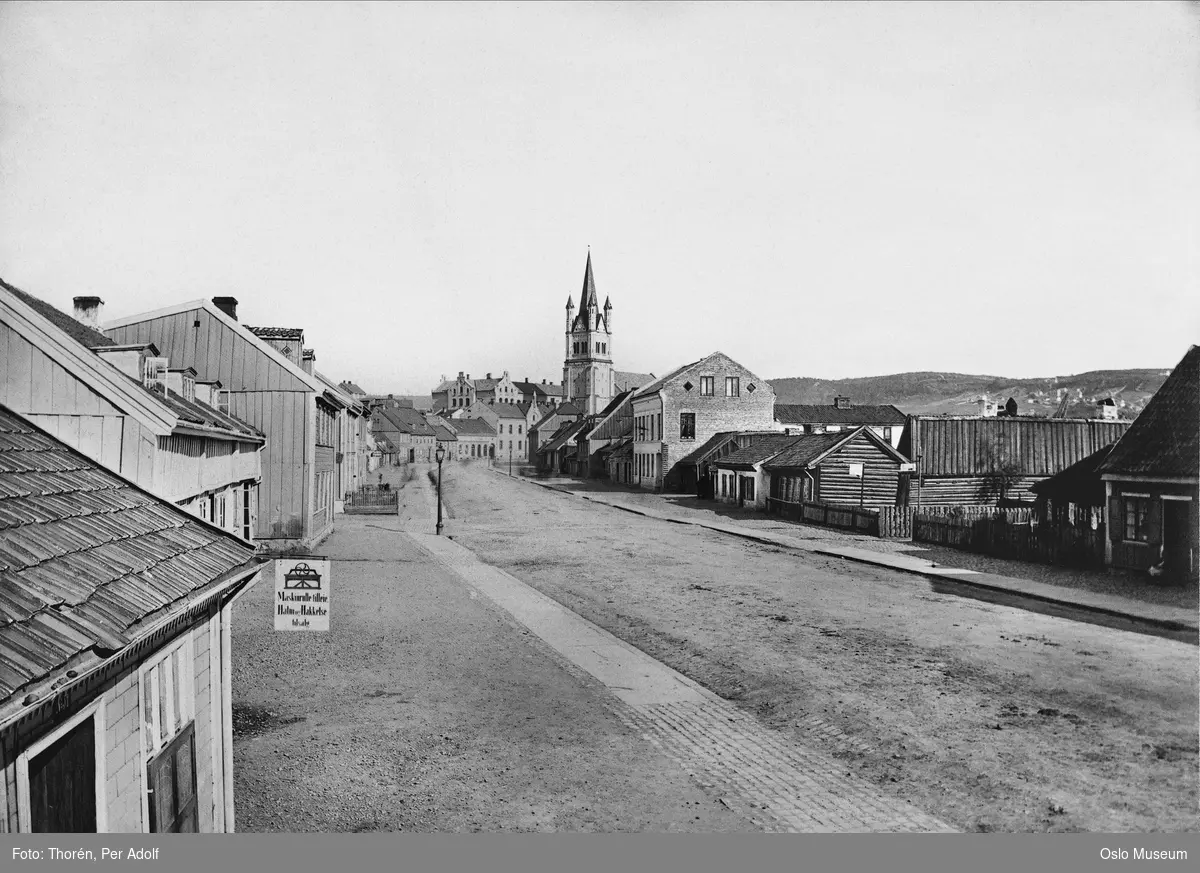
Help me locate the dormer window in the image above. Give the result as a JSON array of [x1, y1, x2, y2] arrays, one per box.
[[143, 357, 169, 392]]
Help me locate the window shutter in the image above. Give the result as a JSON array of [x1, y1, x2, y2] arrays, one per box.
[[1107, 495, 1122, 542]]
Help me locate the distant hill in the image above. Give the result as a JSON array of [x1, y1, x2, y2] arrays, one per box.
[[767, 369, 1170, 418]]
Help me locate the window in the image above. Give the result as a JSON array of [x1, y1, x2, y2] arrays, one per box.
[[140, 639, 197, 833], [657, 414, 662, 440], [726, 377, 740, 397], [243, 483, 255, 540], [744, 476, 756, 501], [883, 427, 892, 442], [518, 425, 523, 434], [508, 424, 513, 434], [1124, 495, 1150, 542], [680, 413, 696, 440], [700, 377, 714, 396]]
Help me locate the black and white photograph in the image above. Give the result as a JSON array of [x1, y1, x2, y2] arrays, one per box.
[[0, 0, 1196, 859]]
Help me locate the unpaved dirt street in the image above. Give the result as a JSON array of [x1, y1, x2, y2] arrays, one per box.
[[230, 468, 749, 833], [437, 463, 1198, 833]]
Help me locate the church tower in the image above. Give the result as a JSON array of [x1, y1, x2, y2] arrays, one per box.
[[562, 251, 614, 416]]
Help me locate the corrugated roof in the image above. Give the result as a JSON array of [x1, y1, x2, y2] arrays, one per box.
[[0, 404, 259, 707], [1098, 345, 1199, 479], [0, 278, 115, 349], [775, 403, 906, 426]]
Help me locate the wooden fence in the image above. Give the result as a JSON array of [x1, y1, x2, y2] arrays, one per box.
[[344, 486, 398, 515], [912, 508, 1105, 568], [767, 499, 913, 539]]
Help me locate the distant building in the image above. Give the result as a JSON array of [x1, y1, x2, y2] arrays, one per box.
[[630, 351, 776, 491], [1097, 397, 1119, 421], [563, 251, 616, 416], [775, 397, 906, 449]]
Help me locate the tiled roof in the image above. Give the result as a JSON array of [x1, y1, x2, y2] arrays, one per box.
[[491, 403, 527, 419], [339, 381, 366, 395], [1, 278, 114, 348], [775, 404, 907, 426], [450, 418, 495, 437], [246, 326, 304, 340], [764, 431, 866, 470], [597, 390, 634, 419], [373, 406, 437, 436], [542, 419, 590, 454], [712, 434, 805, 468], [1098, 345, 1199, 479], [428, 421, 458, 441], [0, 405, 259, 707], [614, 371, 655, 392]]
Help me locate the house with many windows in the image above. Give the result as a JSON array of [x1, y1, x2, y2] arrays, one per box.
[[0, 283, 264, 541], [0, 404, 263, 833], [629, 352, 776, 491], [103, 298, 340, 551]]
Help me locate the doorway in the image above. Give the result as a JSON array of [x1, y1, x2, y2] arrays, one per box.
[[27, 717, 96, 832], [1161, 498, 1194, 580]]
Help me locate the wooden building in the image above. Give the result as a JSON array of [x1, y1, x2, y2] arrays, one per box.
[[0, 283, 264, 540], [579, 390, 636, 478], [675, 431, 786, 498], [369, 405, 438, 464], [0, 404, 263, 833], [764, 427, 909, 510], [898, 415, 1129, 507], [711, 434, 805, 510], [528, 402, 583, 463], [103, 298, 338, 551], [1098, 345, 1199, 581], [775, 397, 906, 449]]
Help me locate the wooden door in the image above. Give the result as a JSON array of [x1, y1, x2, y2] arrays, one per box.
[[29, 717, 96, 832], [147, 723, 198, 833], [1161, 499, 1194, 580]]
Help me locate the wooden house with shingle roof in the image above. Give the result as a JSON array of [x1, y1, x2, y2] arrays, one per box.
[[1097, 345, 1199, 580], [0, 281, 264, 539], [103, 297, 338, 550], [0, 403, 263, 833]]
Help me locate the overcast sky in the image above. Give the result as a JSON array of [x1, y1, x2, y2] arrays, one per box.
[[1, 1, 1196, 393]]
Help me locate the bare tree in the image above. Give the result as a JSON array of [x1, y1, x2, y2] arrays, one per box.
[[977, 437, 1024, 504]]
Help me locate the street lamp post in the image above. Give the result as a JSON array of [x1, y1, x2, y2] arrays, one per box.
[[435, 443, 446, 536]]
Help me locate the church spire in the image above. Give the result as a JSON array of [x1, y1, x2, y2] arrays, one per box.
[[579, 250, 598, 312]]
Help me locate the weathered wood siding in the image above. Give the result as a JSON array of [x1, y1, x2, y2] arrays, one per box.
[[107, 309, 311, 394], [905, 416, 1129, 478], [226, 390, 309, 541], [153, 436, 260, 504], [1, 319, 134, 477], [109, 309, 315, 542], [910, 475, 1045, 506], [813, 438, 901, 506]]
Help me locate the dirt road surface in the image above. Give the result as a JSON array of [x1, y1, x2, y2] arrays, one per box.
[[230, 467, 748, 832], [434, 463, 1197, 833]]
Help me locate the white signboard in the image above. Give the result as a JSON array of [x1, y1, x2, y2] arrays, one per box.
[[275, 558, 330, 631], [847, 463, 864, 479], [899, 462, 917, 473]]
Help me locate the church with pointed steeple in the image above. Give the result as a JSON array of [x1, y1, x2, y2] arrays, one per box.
[[563, 251, 615, 416]]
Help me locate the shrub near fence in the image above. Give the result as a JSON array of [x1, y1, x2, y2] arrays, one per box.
[[912, 507, 1105, 568]]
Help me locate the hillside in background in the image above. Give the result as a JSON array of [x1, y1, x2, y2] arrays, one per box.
[[767, 369, 1170, 418]]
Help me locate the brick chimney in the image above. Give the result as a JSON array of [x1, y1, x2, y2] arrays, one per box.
[[833, 396, 851, 409], [72, 296, 104, 329], [212, 297, 238, 320]]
